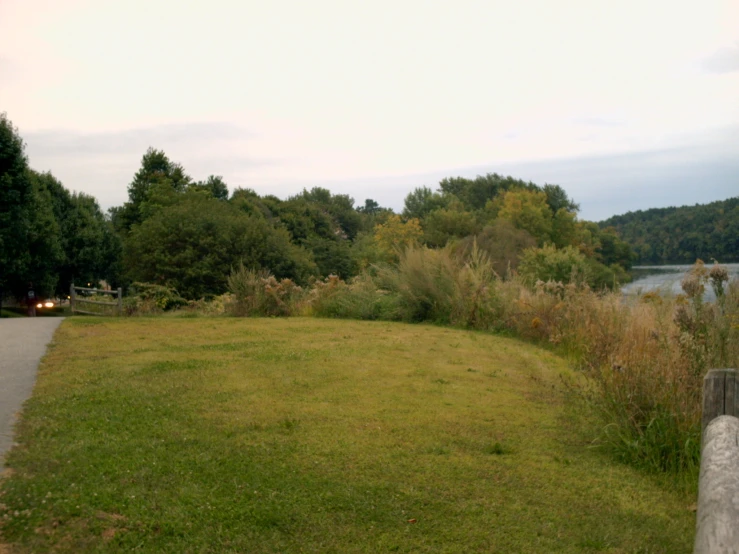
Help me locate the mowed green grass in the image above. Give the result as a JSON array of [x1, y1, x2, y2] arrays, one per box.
[[0, 317, 695, 553]]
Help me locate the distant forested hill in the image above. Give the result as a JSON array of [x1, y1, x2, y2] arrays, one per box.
[[600, 197, 739, 264]]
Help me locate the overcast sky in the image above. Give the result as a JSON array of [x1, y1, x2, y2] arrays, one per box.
[[1, 0, 737, 221]]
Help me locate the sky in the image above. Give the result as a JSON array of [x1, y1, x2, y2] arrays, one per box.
[[1, 0, 738, 221]]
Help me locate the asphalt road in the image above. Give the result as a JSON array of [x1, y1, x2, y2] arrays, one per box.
[[0, 317, 64, 469]]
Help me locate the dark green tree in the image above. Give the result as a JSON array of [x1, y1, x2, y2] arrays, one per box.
[[190, 175, 229, 200], [601, 197, 739, 264], [111, 148, 191, 234], [0, 113, 34, 303], [402, 186, 448, 219], [30, 170, 121, 295], [438, 173, 537, 211], [124, 193, 317, 299], [543, 183, 580, 214]]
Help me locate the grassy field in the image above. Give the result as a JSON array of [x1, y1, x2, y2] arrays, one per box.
[[0, 317, 695, 553]]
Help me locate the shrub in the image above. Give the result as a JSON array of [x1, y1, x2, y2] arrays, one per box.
[[518, 244, 588, 285], [124, 283, 188, 315], [227, 264, 304, 317], [310, 273, 399, 320]]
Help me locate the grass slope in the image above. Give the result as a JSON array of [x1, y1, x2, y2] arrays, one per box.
[[0, 318, 695, 553]]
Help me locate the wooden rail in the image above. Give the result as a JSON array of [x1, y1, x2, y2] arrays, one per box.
[[70, 284, 123, 316], [695, 369, 739, 554]]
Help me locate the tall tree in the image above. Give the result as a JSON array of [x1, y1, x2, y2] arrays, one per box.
[[111, 148, 191, 234], [190, 175, 229, 200], [0, 113, 33, 303]]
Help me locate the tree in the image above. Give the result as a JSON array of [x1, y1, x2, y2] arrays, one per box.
[[438, 173, 537, 211], [295, 187, 362, 240], [25, 172, 63, 296], [0, 113, 33, 302], [543, 184, 579, 214], [495, 189, 554, 245], [30, 170, 121, 295], [190, 175, 229, 200], [357, 199, 382, 214], [402, 186, 448, 219], [124, 193, 316, 299], [518, 244, 588, 285], [455, 220, 536, 277], [421, 203, 480, 248], [111, 148, 192, 234], [601, 197, 739, 264], [373, 215, 423, 262]]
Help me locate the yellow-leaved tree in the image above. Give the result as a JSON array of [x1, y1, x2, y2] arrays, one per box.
[[373, 215, 423, 262]]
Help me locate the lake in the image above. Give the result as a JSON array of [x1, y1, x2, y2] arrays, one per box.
[[622, 263, 739, 301]]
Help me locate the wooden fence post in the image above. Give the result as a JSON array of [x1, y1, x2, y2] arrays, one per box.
[[70, 283, 76, 315], [702, 369, 739, 435], [117, 287, 123, 316], [694, 415, 739, 554]]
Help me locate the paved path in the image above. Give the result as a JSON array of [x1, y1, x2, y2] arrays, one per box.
[[0, 318, 64, 468]]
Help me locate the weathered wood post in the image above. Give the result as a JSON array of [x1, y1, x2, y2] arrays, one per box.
[[70, 283, 76, 315], [694, 415, 739, 554], [702, 369, 738, 434], [117, 287, 123, 316], [695, 369, 739, 554]]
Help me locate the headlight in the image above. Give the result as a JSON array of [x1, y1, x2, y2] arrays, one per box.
[[36, 303, 43, 308], [44, 302, 54, 308]]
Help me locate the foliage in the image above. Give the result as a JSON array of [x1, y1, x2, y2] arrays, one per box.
[[402, 186, 448, 219], [111, 148, 192, 234], [518, 244, 588, 285], [372, 245, 502, 327], [0, 112, 35, 299], [31, 170, 121, 295], [372, 215, 423, 261], [493, 189, 554, 245], [124, 282, 188, 314], [124, 193, 316, 299], [227, 264, 304, 317], [601, 196, 739, 263], [421, 202, 480, 247], [438, 173, 539, 211], [455, 220, 537, 277], [303, 236, 355, 279], [188, 175, 229, 200], [1, 115, 116, 300]]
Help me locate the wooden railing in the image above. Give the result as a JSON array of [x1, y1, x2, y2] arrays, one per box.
[[70, 284, 123, 316], [694, 369, 739, 554]]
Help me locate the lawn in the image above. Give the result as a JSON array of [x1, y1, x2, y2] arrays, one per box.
[[0, 317, 695, 553]]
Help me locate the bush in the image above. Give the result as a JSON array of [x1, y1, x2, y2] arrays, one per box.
[[500, 260, 738, 476], [518, 244, 588, 285], [310, 273, 399, 320], [227, 264, 304, 317], [123, 283, 188, 315]]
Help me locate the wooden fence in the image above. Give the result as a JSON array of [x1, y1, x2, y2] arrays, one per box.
[[70, 284, 123, 316], [694, 368, 739, 554]]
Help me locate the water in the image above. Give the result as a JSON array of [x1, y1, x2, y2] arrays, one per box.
[[622, 263, 739, 301]]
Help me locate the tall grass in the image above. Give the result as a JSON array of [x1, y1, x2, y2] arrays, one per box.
[[227, 264, 304, 316]]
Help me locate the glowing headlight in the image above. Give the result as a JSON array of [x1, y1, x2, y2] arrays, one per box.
[[44, 302, 54, 308], [36, 303, 43, 309]]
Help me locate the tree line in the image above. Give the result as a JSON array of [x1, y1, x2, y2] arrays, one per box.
[[599, 198, 739, 264], [1, 112, 637, 303], [0, 114, 119, 303]]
